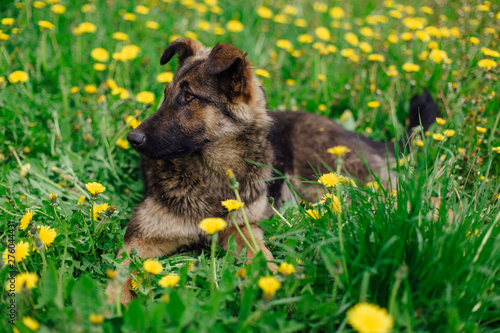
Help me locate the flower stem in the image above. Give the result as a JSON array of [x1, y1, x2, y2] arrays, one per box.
[[87, 200, 97, 260], [233, 189, 260, 252], [55, 207, 67, 309], [269, 203, 292, 227], [230, 213, 257, 254], [40, 250, 47, 274], [335, 162, 349, 282], [211, 233, 219, 292]]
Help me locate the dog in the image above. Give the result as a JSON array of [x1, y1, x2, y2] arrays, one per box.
[[105, 38, 437, 303]]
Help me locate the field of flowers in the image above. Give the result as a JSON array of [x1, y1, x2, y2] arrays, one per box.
[[1, 0, 500, 332]]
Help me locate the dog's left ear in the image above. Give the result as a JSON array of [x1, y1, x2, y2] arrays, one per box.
[[160, 38, 203, 66], [206, 43, 250, 95]]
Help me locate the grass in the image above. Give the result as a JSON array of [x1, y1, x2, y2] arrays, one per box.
[[1, 0, 500, 332]]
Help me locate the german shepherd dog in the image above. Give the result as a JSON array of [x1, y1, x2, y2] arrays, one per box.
[[106, 38, 437, 302]]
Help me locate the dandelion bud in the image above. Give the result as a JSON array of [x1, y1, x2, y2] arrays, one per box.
[[103, 205, 116, 218], [267, 197, 275, 205], [395, 264, 408, 279], [35, 237, 45, 253], [333, 260, 344, 275], [130, 248, 139, 257], [226, 169, 239, 189], [29, 224, 38, 237]]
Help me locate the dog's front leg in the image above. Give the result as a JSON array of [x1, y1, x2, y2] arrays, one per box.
[[221, 223, 277, 272], [105, 236, 178, 304]]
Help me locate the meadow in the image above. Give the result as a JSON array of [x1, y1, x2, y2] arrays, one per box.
[[1, 0, 500, 332]]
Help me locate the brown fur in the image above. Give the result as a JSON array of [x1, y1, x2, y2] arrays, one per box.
[[105, 39, 397, 303]]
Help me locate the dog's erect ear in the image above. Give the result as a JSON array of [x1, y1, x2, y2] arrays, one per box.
[[206, 43, 250, 95], [160, 38, 203, 66]]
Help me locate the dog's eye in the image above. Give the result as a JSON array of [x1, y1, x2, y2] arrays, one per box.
[[185, 93, 194, 102]]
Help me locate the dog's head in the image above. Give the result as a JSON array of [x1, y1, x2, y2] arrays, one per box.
[[127, 38, 269, 160]]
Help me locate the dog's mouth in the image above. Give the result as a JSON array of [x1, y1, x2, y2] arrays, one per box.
[[137, 146, 195, 161]]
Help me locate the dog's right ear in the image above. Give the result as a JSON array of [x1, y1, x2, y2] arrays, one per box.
[[160, 38, 203, 66]]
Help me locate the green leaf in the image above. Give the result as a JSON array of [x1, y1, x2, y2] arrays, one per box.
[[71, 275, 102, 316]]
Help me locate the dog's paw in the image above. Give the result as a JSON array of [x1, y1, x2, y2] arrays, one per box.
[[105, 278, 135, 305]]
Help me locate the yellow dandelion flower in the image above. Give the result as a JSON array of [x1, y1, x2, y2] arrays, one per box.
[[368, 54, 385, 62], [130, 276, 143, 290], [70, 86, 79, 94], [13, 241, 30, 263], [477, 59, 497, 70], [433, 133, 445, 141], [38, 20, 54, 30], [125, 116, 140, 128], [435, 117, 446, 125], [106, 269, 117, 279], [8, 272, 38, 293], [277, 262, 296, 275], [93, 63, 106, 71], [443, 129, 455, 137], [134, 91, 155, 104], [51, 4, 66, 14], [1, 18, 15, 25], [429, 49, 449, 64], [313, 2, 328, 12], [20, 210, 34, 231], [157, 72, 174, 83], [86, 182, 106, 195], [77, 195, 85, 205], [315, 27, 331, 41], [286, 79, 295, 86], [221, 199, 244, 211], [415, 139, 424, 147], [386, 65, 398, 77], [92, 203, 109, 220], [90, 48, 109, 62], [367, 101, 380, 108], [318, 173, 339, 187], [359, 42, 373, 53], [121, 44, 141, 60], [276, 39, 293, 51], [329, 7, 344, 19], [476, 126, 487, 134], [199, 217, 227, 234], [237, 267, 247, 278], [84, 84, 97, 94], [294, 18, 307, 27], [77, 22, 97, 34], [145, 20, 160, 30], [226, 20, 244, 32], [255, 69, 271, 78], [135, 5, 150, 14], [256, 6, 273, 19], [38, 226, 57, 250], [402, 63, 420, 72], [317, 74, 326, 81], [8, 70, 29, 83], [89, 314, 105, 325], [112, 87, 130, 99], [273, 14, 289, 24], [159, 274, 180, 288], [22, 317, 40, 331], [492, 147, 500, 154], [143, 258, 163, 275], [116, 139, 130, 150], [320, 193, 341, 213], [298, 34, 314, 43], [33, 1, 45, 9], [306, 209, 321, 220], [122, 13, 136, 21], [344, 32, 359, 46], [327, 145, 352, 156], [112, 32, 128, 41], [468, 37, 479, 45], [347, 302, 394, 333], [365, 181, 381, 192], [258, 276, 281, 300]]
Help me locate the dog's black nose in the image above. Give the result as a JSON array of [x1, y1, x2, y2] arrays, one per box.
[[127, 131, 146, 146]]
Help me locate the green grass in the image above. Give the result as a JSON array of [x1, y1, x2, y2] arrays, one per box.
[[1, 0, 500, 332]]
